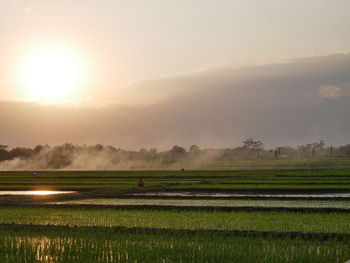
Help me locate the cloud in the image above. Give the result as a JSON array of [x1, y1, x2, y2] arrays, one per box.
[[319, 85, 343, 99], [1, 53, 350, 149], [13, 0, 45, 14]]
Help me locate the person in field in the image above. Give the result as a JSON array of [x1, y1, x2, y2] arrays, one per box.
[[137, 178, 144, 187]]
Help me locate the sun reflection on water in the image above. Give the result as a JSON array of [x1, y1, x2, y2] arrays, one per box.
[[29, 191, 61, 195], [0, 191, 75, 196]]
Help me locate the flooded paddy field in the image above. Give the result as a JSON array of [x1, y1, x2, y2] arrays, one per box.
[[128, 191, 350, 199], [53, 198, 350, 210], [1, 168, 350, 262], [1, 169, 350, 192], [2, 205, 350, 233], [1, 225, 349, 263], [0, 191, 76, 195]]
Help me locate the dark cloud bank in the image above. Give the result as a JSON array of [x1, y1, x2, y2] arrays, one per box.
[[1, 53, 350, 150]]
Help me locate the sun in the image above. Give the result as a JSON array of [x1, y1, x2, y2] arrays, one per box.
[[19, 45, 84, 103]]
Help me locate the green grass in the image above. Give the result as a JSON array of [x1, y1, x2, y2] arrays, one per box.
[[0, 225, 349, 263], [1, 206, 350, 234]]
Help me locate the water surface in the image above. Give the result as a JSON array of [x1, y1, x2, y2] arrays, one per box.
[[130, 192, 350, 198], [0, 191, 76, 196], [54, 198, 350, 209]]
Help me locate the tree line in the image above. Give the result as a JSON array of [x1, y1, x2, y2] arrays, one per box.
[[1, 139, 350, 168]]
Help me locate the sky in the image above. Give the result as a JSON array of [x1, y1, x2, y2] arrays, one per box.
[[1, 0, 350, 149]]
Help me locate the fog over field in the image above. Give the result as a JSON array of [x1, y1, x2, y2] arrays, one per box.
[[1, 53, 350, 149]]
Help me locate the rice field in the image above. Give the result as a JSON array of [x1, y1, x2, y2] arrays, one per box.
[[1, 169, 350, 191], [54, 197, 350, 209], [1, 225, 349, 263], [1, 169, 350, 262], [0, 206, 350, 234]]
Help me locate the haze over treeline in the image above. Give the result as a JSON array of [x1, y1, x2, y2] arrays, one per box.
[[1, 139, 350, 170]]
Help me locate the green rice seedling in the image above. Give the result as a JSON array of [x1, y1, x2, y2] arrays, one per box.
[[57, 198, 350, 209], [0, 206, 350, 234], [0, 225, 349, 263]]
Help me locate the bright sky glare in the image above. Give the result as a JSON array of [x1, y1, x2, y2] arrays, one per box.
[[0, 0, 350, 104], [18, 44, 84, 103]]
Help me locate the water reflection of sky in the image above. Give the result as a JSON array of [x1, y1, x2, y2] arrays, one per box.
[[130, 192, 350, 198], [54, 198, 350, 209], [0, 191, 75, 195]]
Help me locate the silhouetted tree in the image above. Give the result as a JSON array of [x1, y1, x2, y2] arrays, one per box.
[[164, 145, 187, 161], [0, 145, 9, 161], [242, 139, 263, 150], [188, 145, 200, 159]]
